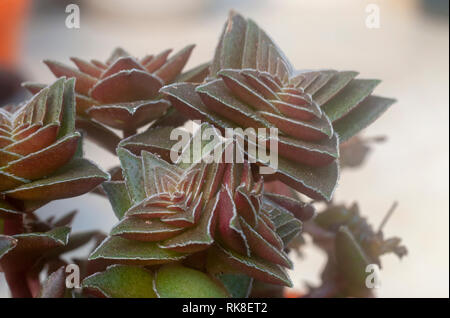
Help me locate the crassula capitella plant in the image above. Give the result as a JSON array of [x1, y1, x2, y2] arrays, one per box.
[[0, 78, 109, 297], [84, 123, 312, 295], [162, 12, 395, 202], [24, 45, 210, 153], [0, 10, 405, 298]]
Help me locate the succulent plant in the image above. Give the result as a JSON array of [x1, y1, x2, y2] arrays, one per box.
[[24, 46, 210, 153], [304, 202, 407, 297], [161, 12, 396, 201], [0, 210, 102, 297], [0, 78, 109, 215], [81, 263, 230, 298], [1, 8, 405, 299], [0, 78, 109, 297], [87, 123, 311, 295]]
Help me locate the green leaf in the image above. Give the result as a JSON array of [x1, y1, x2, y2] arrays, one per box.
[[273, 157, 339, 201], [72, 130, 84, 159], [335, 226, 371, 290], [214, 245, 292, 287], [313, 71, 359, 106], [263, 201, 303, 246], [322, 79, 381, 122], [119, 125, 180, 162], [210, 11, 293, 77], [220, 12, 247, 70], [102, 181, 132, 220], [305, 70, 337, 95], [241, 19, 259, 69], [216, 273, 253, 298], [0, 235, 17, 259], [44, 230, 101, 259], [117, 148, 146, 204], [89, 236, 187, 265], [334, 95, 395, 143], [314, 205, 352, 229], [58, 78, 76, 138], [154, 264, 229, 298], [37, 226, 71, 245], [0, 227, 70, 273], [82, 265, 157, 298], [43, 78, 64, 126]]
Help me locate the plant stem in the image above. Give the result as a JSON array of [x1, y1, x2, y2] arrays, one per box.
[[4, 271, 32, 298], [27, 268, 41, 298]]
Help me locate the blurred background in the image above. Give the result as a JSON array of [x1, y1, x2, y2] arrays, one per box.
[[0, 0, 448, 297]]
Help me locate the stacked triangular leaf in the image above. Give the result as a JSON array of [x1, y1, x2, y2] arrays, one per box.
[[91, 123, 310, 287], [0, 78, 109, 214], [24, 46, 209, 149], [161, 11, 395, 201]]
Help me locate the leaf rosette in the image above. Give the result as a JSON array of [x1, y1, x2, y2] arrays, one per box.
[[0, 210, 102, 298], [0, 78, 109, 215], [161, 12, 396, 201], [24, 46, 210, 145], [91, 124, 312, 286]]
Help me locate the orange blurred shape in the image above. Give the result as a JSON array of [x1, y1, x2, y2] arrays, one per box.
[[283, 288, 303, 298], [0, 0, 30, 68]]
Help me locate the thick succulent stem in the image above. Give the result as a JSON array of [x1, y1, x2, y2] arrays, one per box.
[[2, 215, 32, 297], [26, 268, 42, 298], [4, 271, 32, 298]]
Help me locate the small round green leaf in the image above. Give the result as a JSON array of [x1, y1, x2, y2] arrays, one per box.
[[82, 265, 157, 298], [154, 264, 229, 298]]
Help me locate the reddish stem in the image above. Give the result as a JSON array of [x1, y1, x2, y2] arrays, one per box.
[[27, 269, 41, 298], [3, 215, 31, 297], [4, 271, 32, 298]]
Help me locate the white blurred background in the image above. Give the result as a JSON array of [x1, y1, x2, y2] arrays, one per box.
[[0, 0, 448, 297]]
